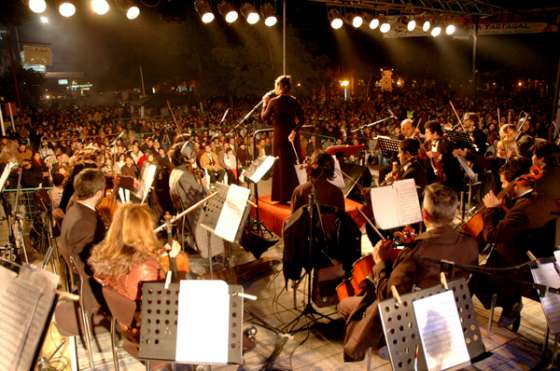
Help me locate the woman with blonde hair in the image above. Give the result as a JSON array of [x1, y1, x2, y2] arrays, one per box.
[[90, 204, 187, 301]]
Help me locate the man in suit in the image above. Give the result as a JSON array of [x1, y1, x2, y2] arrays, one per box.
[[339, 184, 478, 361], [382, 138, 428, 192], [425, 121, 464, 193], [59, 168, 106, 311], [199, 144, 225, 183]]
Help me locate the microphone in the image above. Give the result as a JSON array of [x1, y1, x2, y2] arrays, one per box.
[[264, 89, 277, 98], [388, 108, 397, 120], [220, 108, 230, 123]]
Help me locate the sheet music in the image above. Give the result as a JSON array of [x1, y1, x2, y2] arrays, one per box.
[[0, 265, 58, 371], [214, 184, 250, 242], [0, 162, 16, 193], [247, 156, 276, 183], [176, 280, 230, 365], [530, 262, 560, 334], [140, 164, 157, 203], [370, 179, 422, 230], [393, 179, 423, 226], [413, 290, 471, 371]]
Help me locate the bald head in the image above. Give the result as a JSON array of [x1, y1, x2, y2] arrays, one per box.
[[400, 119, 414, 138]]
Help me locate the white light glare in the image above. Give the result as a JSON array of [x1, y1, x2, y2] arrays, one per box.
[[407, 19, 416, 31], [201, 12, 215, 23], [247, 12, 260, 24], [264, 16, 277, 27], [446, 24, 456, 35], [431, 26, 442, 37], [369, 18, 380, 30], [331, 18, 343, 29], [225, 10, 239, 23], [40, 16, 49, 24], [127, 6, 140, 20], [380, 22, 391, 33], [91, 0, 110, 15], [29, 0, 47, 14], [352, 15, 363, 28], [59, 2, 76, 17], [422, 20, 431, 32]]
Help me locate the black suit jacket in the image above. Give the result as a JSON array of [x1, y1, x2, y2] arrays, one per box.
[[400, 159, 428, 191]]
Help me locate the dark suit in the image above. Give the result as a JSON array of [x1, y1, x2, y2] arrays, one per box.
[[400, 158, 428, 191], [340, 225, 478, 361], [60, 202, 106, 312], [471, 191, 557, 309]]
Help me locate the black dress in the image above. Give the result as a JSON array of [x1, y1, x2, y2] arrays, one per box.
[[261, 94, 304, 203]]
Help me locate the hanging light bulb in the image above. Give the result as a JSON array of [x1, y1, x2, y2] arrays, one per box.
[[91, 0, 110, 15], [29, 0, 47, 14], [407, 19, 416, 31], [261, 3, 278, 27], [127, 6, 140, 20], [422, 20, 431, 32], [195, 0, 215, 24], [369, 18, 380, 30], [445, 24, 456, 35], [241, 3, 260, 25], [431, 26, 442, 37], [218, 1, 239, 23], [352, 14, 363, 28], [380, 22, 391, 33], [329, 9, 343, 30]]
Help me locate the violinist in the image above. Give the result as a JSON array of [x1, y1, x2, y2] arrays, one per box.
[[399, 118, 416, 139], [471, 157, 558, 330], [382, 139, 428, 192], [340, 184, 478, 361]]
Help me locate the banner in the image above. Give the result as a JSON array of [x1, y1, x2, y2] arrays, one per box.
[[22, 44, 52, 66]]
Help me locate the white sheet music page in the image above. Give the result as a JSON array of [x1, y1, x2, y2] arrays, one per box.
[[370, 185, 399, 230], [176, 280, 230, 365], [248, 156, 276, 183], [413, 290, 470, 371], [393, 179, 422, 226], [214, 184, 250, 242], [530, 262, 560, 334]]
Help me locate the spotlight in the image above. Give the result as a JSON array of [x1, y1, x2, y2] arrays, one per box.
[[218, 1, 239, 23], [29, 0, 47, 14], [380, 22, 391, 33], [195, 0, 215, 24], [431, 26, 442, 37], [407, 19, 416, 31], [351, 14, 363, 28], [369, 18, 380, 30], [422, 20, 431, 32], [445, 24, 456, 35], [329, 9, 343, 30], [59, 2, 76, 18], [261, 3, 277, 27], [127, 6, 140, 20], [91, 0, 110, 15], [40, 15, 49, 24], [241, 3, 260, 25]]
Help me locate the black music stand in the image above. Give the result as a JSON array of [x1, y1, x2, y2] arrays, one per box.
[[375, 136, 401, 179], [199, 183, 252, 277], [378, 277, 487, 371], [243, 155, 277, 232], [138, 281, 245, 366]]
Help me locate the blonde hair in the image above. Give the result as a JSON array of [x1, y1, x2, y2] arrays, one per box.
[[89, 204, 161, 278], [496, 139, 519, 159]]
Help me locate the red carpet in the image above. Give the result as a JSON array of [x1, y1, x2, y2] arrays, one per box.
[[252, 195, 365, 236]]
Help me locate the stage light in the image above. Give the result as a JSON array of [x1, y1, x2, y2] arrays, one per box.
[[91, 0, 110, 15], [127, 6, 140, 20], [407, 19, 416, 31], [40, 16, 49, 24], [218, 1, 239, 23], [339, 80, 350, 87], [431, 26, 442, 37], [329, 9, 343, 30], [241, 3, 260, 25], [422, 20, 431, 32], [29, 0, 47, 14], [380, 22, 391, 33], [369, 18, 379, 30], [445, 24, 456, 35], [195, 0, 215, 24], [352, 15, 363, 28], [59, 2, 76, 17], [261, 3, 277, 27]]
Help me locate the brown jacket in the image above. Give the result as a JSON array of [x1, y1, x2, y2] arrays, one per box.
[[343, 225, 478, 361]]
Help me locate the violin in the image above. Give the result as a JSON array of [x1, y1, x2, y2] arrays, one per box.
[[97, 175, 120, 227], [157, 211, 189, 280]]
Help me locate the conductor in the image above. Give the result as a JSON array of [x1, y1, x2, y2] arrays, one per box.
[[261, 75, 305, 204]]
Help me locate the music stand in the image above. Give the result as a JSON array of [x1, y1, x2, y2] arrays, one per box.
[[138, 281, 244, 365], [243, 155, 277, 233], [445, 130, 473, 149], [375, 136, 401, 153], [378, 278, 486, 371], [199, 183, 252, 277]]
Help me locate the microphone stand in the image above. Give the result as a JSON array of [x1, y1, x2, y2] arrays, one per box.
[[154, 191, 219, 233], [351, 115, 394, 134]]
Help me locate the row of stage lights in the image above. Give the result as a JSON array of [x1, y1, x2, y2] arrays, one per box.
[[328, 9, 457, 37], [28, 0, 141, 20], [195, 0, 278, 26]]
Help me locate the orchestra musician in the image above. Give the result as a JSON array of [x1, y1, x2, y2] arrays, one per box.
[[261, 75, 305, 204], [532, 141, 560, 200], [382, 139, 428, 192], [471, 157, 558, 330], [399, 118, 416, 139], [424, 120, 464, 193], [339, 183, 478, 361]]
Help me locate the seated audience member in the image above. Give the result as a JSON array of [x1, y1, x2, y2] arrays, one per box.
[[339, 183, 478, 361]]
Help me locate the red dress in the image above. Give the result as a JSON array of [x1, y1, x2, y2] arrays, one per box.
[[261, 94, 305, 203]]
